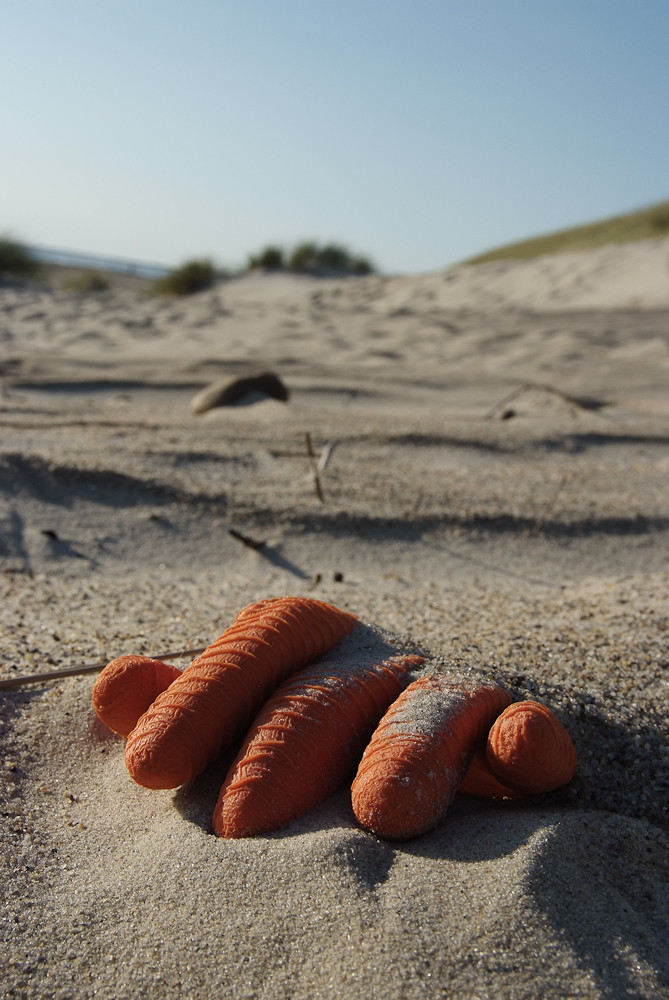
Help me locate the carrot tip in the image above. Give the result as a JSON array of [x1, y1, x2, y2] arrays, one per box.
[[485, 700, 577, 794], [92, 655, 182, 738]]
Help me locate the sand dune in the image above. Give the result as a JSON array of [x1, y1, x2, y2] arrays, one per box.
[[1, 240, 668, 998]]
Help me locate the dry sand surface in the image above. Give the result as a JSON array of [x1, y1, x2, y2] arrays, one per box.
[[1, 237, 668, 999]]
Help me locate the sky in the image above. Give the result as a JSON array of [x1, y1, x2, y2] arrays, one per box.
[[2, 1, 668, 274]]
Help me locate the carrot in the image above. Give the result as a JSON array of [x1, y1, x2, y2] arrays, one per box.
[[124, 597, 358, 790], [484, 700, 577, 794], [92, 655, 183, 738], [214, 645, 424, 837], [458, 745, 522, 799], [351, 675, 511, 840]]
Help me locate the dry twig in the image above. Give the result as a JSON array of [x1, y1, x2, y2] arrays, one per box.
[[0, 646, 207, 691], [228, 528, 266, 551], [305, 432, 325, 503]]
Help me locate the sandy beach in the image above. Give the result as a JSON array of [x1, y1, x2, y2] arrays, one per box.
[[1, 237, 668, 999]]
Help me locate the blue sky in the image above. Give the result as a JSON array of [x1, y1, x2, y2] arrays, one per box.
[[3, 1, 668, 274]]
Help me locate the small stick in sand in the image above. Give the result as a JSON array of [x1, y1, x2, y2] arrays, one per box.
[[228, 527, 266, 551], [305, 432, 325, 503], [317, 441, 337, 472], [0, 646, 208, 691]]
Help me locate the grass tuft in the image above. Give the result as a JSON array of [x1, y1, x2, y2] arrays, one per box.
[[465, 199, 669, 264], [152, 258, 217, 296], [0, 236, 40, 279]]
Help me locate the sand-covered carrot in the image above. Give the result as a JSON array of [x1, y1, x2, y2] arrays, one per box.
[[125, 597, 358, 790], [92, 655, 183, 738], [351, 675, 511, 840], [483, 700, 577, 794], [214, 640, 424, 837]]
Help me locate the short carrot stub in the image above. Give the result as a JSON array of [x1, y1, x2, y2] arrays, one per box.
[[125, 597, 358, 790], [485, 700, 577, 794], [458, 745, 522, 799], [351, 675, 511, 840], [215, 650, 424, 838], [92, 655, 183, 738]]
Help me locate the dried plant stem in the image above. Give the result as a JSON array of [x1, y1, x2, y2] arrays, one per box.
[[305, 432, 325, 503], [228, 528, 266, 551], [0, 646, 208, 691]]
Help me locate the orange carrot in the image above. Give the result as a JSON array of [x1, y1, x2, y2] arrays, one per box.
[[484, 700, 577, 794], [214, 646, 424, 837], [125, 597, 358, 790], [458, 745, 522, 799], [351, 675, 511, 840], [92, 655, 183, 738]]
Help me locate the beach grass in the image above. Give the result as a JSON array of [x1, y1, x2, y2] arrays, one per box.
[[0, 235, 40, 278], [465, 199, 669, 264], [152, 257, 217, 296]]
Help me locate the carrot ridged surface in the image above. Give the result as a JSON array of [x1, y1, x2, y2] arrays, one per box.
[[485, 700, 577, 794], [92, 655, 183, 738], [124, 597, 358, 790], [214, 651, 424, 837], [351, 675, 511, 840]]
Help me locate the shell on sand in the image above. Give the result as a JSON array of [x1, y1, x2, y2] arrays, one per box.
[[190, 372, 289, 414]]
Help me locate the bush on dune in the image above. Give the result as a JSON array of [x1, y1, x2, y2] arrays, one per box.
[[247, 245, 285, 270], [248, 240, 374, 276], [153, 258, 217, 296], [0, 236, 40, 279], [287, 241, 319, 272]]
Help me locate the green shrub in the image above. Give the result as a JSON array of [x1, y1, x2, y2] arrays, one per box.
[[649, 205, 669, 234], [153, 258, 216, 296], [348, 255, 374, 275], [247, 245, 285, 270], [63, 270, 110, 293], [292, 241, 374, 275], [287, 241, 318, 271], [0, 236, 39, 279], [248, 240, 375, 275], [313, 243, 349, 271]]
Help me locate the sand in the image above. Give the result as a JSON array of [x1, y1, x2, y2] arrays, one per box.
[[1, 237, 668, 998]]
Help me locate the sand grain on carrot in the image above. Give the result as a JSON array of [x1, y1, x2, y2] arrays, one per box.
[[351, 675, 511, 840]]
